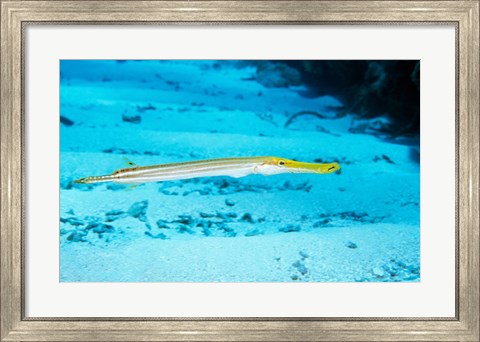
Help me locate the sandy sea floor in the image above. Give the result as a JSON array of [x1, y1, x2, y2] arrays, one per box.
[[60, 60, 420, 282]]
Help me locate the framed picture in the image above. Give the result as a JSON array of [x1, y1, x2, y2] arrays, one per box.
[[1, 1, 478, 341]]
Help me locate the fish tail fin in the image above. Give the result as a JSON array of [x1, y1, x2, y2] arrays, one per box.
[[74, 174, 115, 184]]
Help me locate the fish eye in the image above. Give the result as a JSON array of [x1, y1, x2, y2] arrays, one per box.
[[278, 160, 285, 166]]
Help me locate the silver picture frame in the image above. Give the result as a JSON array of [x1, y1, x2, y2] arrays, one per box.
[[1, 1, 478, 341]]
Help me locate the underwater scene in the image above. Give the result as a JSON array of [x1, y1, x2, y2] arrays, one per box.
[[60, 60, 420, 282]]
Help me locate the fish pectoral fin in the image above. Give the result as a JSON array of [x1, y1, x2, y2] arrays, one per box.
[[125, 184, 139, 191]]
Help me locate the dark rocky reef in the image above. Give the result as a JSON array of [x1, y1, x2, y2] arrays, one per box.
[[246, 60, 420, 137]]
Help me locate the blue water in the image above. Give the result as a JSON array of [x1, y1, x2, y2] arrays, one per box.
[[60, 60, 420, 282]]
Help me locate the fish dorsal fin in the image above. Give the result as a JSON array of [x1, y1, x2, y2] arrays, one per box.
[[123, 157, 137, 167]]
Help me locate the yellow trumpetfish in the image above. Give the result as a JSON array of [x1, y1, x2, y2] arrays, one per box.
[[74, 156, 340, 184]]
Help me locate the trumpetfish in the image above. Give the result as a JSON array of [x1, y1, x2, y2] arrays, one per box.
[[74, 156, 340, 185]]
